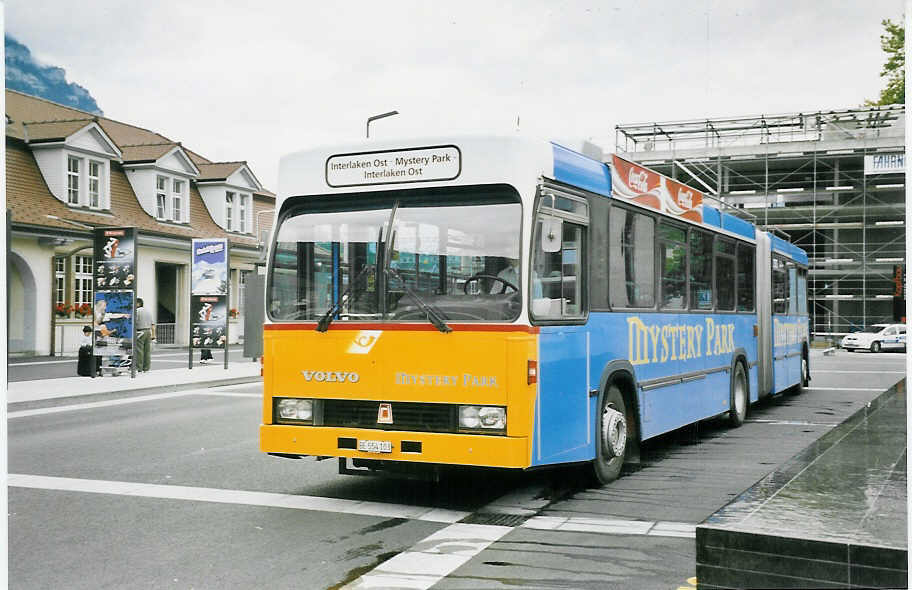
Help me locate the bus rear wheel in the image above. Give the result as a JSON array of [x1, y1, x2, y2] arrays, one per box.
[[591, 384, 628, 485], [727, 362, 748, 427]]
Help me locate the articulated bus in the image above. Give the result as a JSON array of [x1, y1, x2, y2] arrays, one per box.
[[260, 136, 809, 483]]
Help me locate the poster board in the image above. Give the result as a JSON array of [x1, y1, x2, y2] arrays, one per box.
[[93, 227, 137, 377], [190, 238, 229, 368]]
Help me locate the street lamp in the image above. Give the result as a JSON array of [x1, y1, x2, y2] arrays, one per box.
[[366, 110, 399, 138]]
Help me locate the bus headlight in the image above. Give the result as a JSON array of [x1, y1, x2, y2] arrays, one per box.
[[276, 398, 313, 423], [458, 405, 506, 432]]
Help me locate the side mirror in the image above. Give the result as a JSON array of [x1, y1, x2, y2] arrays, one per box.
[[541, 218, 562, 253]]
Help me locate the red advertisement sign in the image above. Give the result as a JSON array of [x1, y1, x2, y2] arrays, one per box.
[[610, 155, 703, 223]]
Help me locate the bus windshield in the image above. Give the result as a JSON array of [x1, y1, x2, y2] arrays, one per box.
[[268, 186, 523, 323]]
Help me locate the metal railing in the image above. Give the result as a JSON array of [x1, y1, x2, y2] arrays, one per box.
[[156, 323, 176, 345]]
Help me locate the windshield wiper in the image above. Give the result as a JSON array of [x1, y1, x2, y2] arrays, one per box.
[[384, 266, 452, 334], [316, 264, 376, 332]]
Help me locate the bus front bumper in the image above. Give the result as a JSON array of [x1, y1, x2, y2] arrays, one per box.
[[260, 424, 530, 469]]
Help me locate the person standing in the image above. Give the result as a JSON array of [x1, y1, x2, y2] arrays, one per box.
[[134, 297, 156, 372]]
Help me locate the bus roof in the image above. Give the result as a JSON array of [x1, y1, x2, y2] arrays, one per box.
[[277, 135, 807, 264]]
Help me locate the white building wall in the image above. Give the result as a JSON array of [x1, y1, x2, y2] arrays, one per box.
[[10, 237, 55, 355], [31, 148, 65, 202]]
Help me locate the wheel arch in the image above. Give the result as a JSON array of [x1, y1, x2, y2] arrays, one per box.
[[597, 359, 641, 443], [730, 347, 752, 400]]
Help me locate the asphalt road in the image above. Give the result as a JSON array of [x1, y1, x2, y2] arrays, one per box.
[[8, 346, 252, 382], [7, 349, 906, 589]]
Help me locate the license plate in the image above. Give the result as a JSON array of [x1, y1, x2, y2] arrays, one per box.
[[357, 439, 392, 454]]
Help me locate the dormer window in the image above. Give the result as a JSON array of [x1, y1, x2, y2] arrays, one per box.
[[67, 156, 80, 204], [239, 194, 248, 233], [65, 153, 109, 209], [172, 179, 184, 223], [152, 174, 188, 223], [156, 176, 168, 219], [88, 161, 101, 208], [226, 191, 235, 229]]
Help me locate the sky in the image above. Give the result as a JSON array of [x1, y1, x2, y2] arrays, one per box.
[[4, 0, 905, 192]]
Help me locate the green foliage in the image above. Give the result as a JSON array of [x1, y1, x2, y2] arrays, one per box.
[[869, 18, 904, 105]]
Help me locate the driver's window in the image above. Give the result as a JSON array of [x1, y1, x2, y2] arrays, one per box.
[[532, 213, 587, 321]]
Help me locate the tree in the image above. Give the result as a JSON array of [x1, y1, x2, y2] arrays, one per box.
[[870, 18, 904, 105]]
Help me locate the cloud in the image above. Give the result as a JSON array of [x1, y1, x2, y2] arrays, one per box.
[[4, 34, 103, 115]]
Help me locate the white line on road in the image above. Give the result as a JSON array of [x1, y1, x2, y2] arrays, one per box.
[[342, 523, 513, 589], [522, 515, 696, 538], [8, 473, 468, 524], [813, 370, 906, 374], [805, 387, 885, 392], [8, 389, 260, 418]]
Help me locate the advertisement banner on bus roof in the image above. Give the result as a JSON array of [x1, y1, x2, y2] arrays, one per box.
[[610, 155, 703, 223]]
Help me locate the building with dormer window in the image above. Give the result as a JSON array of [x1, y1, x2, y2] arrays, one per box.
[[6, 89, 275, 356]]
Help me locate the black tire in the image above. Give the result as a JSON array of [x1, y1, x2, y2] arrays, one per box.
[[871, 341, 882, 353], [801, 352, 810, 388], [727, 362, 748, 427], [591, 384, 629, 485]]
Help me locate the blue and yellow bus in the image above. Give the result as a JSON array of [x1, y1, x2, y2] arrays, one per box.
[[260, 136, 809, 483]]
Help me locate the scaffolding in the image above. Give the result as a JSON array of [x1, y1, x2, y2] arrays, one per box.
[[614, 105, 906, 339]]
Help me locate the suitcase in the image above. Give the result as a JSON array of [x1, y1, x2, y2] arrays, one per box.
[[77, 345, 94, 376]]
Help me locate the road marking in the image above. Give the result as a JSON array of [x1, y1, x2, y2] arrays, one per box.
[[8, 473, 469, 524], [342, 523, 512, 589], [805, 387, 884, 391], [8, 389, 260, 418], [747, 419, 838, 426], [522, 515, 696, 538], [813, 370, 906, 374]]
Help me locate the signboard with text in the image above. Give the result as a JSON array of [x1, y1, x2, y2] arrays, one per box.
[[190, 239, 229, 365], [326, 145, 461, 187], [864, 153, 905, 175]]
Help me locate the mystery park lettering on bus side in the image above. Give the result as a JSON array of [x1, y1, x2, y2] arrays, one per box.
[[626, 316, 735, 366]]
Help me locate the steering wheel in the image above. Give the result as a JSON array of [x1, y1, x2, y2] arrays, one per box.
[[463, 274, 518, 295]]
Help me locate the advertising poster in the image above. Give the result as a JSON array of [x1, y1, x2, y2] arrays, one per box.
[[190, 239, 229, 366], [191, 296, 228, 348], [93, 227, 137, 376]]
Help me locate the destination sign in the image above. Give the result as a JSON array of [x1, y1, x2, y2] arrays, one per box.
[[326, 145, 461, 187]]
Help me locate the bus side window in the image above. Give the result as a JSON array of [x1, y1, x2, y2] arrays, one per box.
[[737, 243, 755, 312], [609, 207, 655, 308], [797, 268, 808, 316], [689, 230, 714, 310], [659, 222, 687, 310], [787, 262, 798, 315], [772, 257, 789, 315], [532, 213, 587, 320], [715, 238, 736, 311]]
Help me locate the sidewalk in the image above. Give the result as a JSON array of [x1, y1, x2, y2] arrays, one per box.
[[7, 362, 262, 404]]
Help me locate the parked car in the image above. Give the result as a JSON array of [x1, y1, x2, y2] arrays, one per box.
[[841, 324, 906, 352]]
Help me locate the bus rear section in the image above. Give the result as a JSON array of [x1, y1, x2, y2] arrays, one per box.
[[260, 324, 538, 468]]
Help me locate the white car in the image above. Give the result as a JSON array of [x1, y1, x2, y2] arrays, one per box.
[[841, 323, 907, 353]]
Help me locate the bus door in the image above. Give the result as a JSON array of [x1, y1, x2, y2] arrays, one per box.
[[771, 255, 792, 392], [531, 192, 591, 464]]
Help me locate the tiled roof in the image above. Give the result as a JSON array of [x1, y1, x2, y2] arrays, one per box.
[[7, 137, 272, 246], [5, 90, 275, 246], [21, 119, 95, 143], [120, 142, 179, 163], [197, 161, 245, 181]]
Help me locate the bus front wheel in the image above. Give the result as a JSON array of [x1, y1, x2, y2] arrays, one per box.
[[727, 362, 748, 427], [592, 385, 628, 485]]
